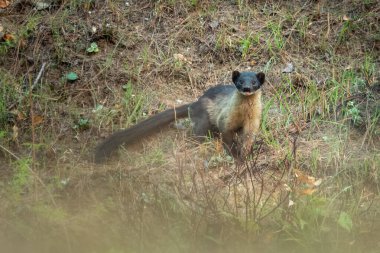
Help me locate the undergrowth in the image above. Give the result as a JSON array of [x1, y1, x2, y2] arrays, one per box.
[[0, 0, 379, 253]]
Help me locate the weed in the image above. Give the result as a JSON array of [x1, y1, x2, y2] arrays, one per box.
[[123, 81, 146, 126], [239, 34, 252, 59], [344, 101, 362, 125], [0, 1, 379, 252], [73, 117, 90, 131], [0, 71, 19, 129], [50, 10, 69, 61], [295, 16, 310, 41], [86, 42, 100, 53], [337, 19, 355, 44], [11, 158, 32, 196], [268, 21, 285, 51], [188, 0, 198, 7], [362, 54, 376, 83]]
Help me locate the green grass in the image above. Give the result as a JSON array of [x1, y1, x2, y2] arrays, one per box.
[[0, 0, 379, 252]]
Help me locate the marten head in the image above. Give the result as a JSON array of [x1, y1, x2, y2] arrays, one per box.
[[232, 71, 265, 96]]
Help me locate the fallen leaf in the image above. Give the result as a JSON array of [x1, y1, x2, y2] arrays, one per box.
[[10, 109, 26, 121], [17, 110, 26, 121], [32, 115, 44, 126], [0, 0, 10, 9], [299, 188, 317, 195], [3, 33, 14, 42], [173, 53, 191, 64], [288, 120, 308, 134], [294, 169, 314, 185], [343, 15, 351, 21], [313, 178, 322, 187], [215, 139, 224, 154], [283, 183, 292, 192], [12, 125, 19, 141]]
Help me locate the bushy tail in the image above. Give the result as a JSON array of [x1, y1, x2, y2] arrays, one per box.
[[94, 104, 191, 163]]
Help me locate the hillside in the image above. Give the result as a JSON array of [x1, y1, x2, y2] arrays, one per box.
[[0, 1, 379, 252]]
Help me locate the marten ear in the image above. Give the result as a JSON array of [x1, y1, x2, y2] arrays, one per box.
[[232, 70, 240, 84], [256, 72, 265, 85]]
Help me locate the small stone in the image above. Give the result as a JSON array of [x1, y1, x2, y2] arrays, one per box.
[[35, 1, 50, 10], [209, 20, 219, 30], [282, 62, 294, 73]]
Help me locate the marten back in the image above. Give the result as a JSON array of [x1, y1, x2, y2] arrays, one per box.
[[95, 104, 190, 163]]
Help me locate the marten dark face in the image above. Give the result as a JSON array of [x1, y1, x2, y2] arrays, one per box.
[[232, 71, 265, 96]]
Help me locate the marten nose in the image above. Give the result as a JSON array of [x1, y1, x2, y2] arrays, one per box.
[[243, 87, 251, 92]]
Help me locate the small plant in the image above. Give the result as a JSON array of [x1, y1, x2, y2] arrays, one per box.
[[239, 35, 252, 58], [345, 101, 362, 125], [337, 211, 353, 232], [362, 54, 376, 83], [268, 22, 285, 50], [73, 117, 90, 131], [337, 19, 355, 44], [296, 16, 310, 40], [188, 0, 198, 7], [0, 71, 18, 128], [123, 81, 146, 126], [11, 158, 32, 196], [65, 71, 78, 82], [86, 42, 99, 53]]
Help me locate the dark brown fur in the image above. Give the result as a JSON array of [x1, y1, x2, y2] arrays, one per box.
[[94, 71, 265, 163], [94, 104, 189, 163]]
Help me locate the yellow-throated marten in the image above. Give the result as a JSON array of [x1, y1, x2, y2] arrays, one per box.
[[95, 70, 265, 163]]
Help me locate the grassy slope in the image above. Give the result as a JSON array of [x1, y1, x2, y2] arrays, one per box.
[[0, 0, 379, 253]]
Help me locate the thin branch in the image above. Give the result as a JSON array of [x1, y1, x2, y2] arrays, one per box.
[[31, 62, 47, 90]]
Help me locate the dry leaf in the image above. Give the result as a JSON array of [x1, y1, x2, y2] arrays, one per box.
[[3, 33, 14, 42], [313, 178, 322, 187], [288, 120, 308, 134], [294, 169, 314, 185], [294, 169, 321, 186], [343, 15, 351, 21], [173, 53, 192, 64], [12, 125, 19, 141], [299, 188, 317, 195], [32, 115, 44, 126], [283, 183, 292, 192], [215, 139, 224, 154], [10, 109, 26, 121], [0, 0, 11, 8], [17, 110, 26, 121]]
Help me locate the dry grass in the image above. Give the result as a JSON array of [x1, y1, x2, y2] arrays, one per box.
[[0, 0, 379, 252]]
